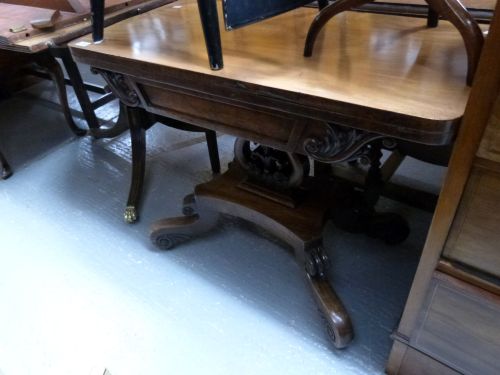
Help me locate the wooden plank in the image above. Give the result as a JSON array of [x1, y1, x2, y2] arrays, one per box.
[[477, 93, 500, 162], [411, 271, 500, 375], [387, 340, 461, 375], [397, 0, 500, 337], [0, 0, 173, 52], [443, 166, 500, 278]]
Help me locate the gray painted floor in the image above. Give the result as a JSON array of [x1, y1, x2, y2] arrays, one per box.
[[0, 66, 445, 375]]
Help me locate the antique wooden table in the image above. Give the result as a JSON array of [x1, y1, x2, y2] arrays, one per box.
[[69, 0, 473, 348], [0, 0, 174, 178]]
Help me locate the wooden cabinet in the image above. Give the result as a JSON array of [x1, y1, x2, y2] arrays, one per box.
[[443, 165, 500, 278], [386, 1, 500, 373], [411, 272, 500, 374]]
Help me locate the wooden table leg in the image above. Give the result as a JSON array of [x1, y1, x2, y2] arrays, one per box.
[[124, 105, 154, 223], [35, 54, 87, 136], [51, 46, 101, 131]]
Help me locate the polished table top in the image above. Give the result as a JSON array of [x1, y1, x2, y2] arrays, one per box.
[[70, 0, 479, 142]]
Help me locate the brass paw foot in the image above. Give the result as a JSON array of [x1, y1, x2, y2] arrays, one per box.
[[124, 206, 138, 223]]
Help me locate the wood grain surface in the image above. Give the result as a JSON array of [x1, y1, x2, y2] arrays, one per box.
[[0, 0, 174, 52], [443, 166, 500, 278], [411, 272, 500, 375], [69, 0, 473, 124], [477, 93, 500, 162]]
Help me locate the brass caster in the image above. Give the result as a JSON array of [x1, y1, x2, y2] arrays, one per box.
[[124, 206, 138, 223]]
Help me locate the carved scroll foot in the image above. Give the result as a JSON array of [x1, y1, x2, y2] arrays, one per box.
[[307, 274, 354, 348], [301, 244, 354, 349], [0, 150, 12, 180], [150, 196, 219, 250]]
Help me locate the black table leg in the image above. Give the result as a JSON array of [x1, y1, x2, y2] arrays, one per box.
[[197, 0, 223, 70], [90, 0, 105, 43]]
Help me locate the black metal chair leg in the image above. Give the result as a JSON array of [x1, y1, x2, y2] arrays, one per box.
[[124, 106, 152, 223], [427, 7, 440, 27], [0, 149, 12, 180], [90, 0, 105, 43], [197, 0, 223, 70], [205, 130, 220, 174]]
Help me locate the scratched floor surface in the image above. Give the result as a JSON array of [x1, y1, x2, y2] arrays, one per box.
[[0, 65, 445, 375]]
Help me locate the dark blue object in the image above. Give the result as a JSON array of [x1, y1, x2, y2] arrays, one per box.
[[223, 0, 311, 30]]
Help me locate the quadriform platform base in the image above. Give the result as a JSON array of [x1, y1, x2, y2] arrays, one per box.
[[150, 162, 354, 348]]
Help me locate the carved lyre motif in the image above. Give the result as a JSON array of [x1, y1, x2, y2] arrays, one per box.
[[304, 123, 388, 163], [91, 68, 140, 107]]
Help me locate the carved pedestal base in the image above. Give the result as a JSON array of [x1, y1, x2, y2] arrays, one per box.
[[150, 163, 354, 349]]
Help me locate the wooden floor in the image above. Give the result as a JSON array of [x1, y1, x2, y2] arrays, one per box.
[[0, 68, 446, 375]]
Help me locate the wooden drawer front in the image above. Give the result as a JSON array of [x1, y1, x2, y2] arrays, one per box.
[[411, 272, 500, 375], [142, 84, 301, 150], [443, 167, 500, 278], [477, 93, 500, 162]]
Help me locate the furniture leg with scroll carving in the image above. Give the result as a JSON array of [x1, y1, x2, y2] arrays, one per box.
[[0, 150, 12, 180], [304, 0, 484, 85]]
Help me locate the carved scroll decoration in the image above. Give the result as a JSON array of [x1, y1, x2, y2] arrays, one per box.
[[304, 123, 391, 163], [91, 68, 140, 107]]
